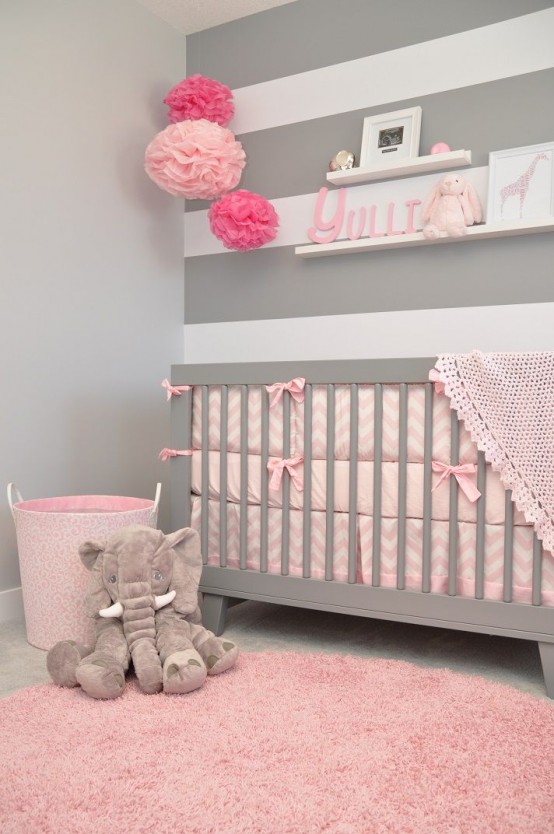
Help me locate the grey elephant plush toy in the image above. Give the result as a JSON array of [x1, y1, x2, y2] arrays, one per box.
[[46, 525, 238, 699]]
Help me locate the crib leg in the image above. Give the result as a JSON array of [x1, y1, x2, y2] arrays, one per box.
[[202, 594, 229, 636], [538, 642, 554, 699]]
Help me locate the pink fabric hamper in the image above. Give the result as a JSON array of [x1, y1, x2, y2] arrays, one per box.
[[7, 483, 161, 650]]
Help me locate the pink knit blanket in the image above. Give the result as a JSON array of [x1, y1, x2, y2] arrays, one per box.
[[436, 352, 554, 555]]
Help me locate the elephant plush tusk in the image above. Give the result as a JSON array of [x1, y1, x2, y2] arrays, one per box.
[[154, 590, 176, 610], [98, 601, 124, 619], [98, 592, 174, 618]]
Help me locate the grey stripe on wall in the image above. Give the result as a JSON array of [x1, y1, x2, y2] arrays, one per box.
[[186, 0, 554, 90], [185, 233, 554, 324], [186, 68, 554, 212]]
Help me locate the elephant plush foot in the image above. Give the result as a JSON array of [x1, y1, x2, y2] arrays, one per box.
[[163, 650, 207, 695], [202, 637, 239, 676], [75, 653, 126, 700], [47, 640, 92, 688]]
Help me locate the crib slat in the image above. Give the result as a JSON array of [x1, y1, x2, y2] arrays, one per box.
[[303, 384, 313, 579], [475, 451, 487, 599], [532, 533, 543, 606], [448, 409, 460, 596], [397, 384, 408, 590], [422, 383, 433, 593], [348, 384, 359, 584], [181, 388, 193, 528], [325, 384, 335, 581], [281, 390, 291, 575], [239, 385, 248, 570], [503, 490, 514, 603], [372, 383, 383, 587], [201, 386, 209, 565], [260, 386, 269, 573], [219, 386, 228, 567]]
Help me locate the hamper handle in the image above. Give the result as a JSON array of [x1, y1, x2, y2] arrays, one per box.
[[151, 482, 162, 524], [7, 483, 24, 518]]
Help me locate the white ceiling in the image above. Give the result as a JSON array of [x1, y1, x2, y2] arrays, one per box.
[[137, 0, 299, 35]]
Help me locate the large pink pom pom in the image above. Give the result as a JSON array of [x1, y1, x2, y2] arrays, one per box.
[[208, 190, 279, 252], [163, 74, 234, 126], [144, 119, 245, 200]]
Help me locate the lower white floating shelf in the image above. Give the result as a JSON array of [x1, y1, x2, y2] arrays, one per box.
[[295, 218, 554, 258]]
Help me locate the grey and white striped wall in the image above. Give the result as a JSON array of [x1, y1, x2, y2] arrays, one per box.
[[184, 0, 554, 363]]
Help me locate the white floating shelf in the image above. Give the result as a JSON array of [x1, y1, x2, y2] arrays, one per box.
[[326, 150, 472, 186], [295, 218, 554, 258]]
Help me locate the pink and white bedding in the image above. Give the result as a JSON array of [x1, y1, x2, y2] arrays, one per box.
[[190, 378, 553, 606]]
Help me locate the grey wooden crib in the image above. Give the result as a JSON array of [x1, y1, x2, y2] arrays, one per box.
[[169, 357, 554, 698]]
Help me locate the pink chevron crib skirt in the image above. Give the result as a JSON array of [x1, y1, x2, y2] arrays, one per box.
[[190, 383, 554, 605], [191, 497, 554, 605]]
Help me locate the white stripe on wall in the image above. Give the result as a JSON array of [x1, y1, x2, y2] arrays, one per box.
[[183, 302, 554, 363], [229, 9, 554, 135], [185, 167, 490, 257]]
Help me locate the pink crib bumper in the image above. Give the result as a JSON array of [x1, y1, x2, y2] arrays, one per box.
[[190, 451, 527, 526]]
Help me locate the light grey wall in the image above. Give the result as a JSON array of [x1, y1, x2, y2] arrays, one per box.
[[0, 1, 186, 600], [184, 0, 554, 338]]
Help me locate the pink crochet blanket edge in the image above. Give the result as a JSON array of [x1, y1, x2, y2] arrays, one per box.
[[436, 352, 554, 556]]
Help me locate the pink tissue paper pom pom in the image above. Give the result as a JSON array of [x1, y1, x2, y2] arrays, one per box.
[[144, 119, 246, 200], [163, 74, 234, 126], [208, 190, 280, 252]]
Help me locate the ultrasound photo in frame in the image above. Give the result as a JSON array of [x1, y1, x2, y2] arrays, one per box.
[[360, 107, 422, 167]]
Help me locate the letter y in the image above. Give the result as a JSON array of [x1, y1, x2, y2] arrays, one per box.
[[307, 188, 346, 244]]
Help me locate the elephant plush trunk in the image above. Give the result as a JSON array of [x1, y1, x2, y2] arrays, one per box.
[[117, 582, 163, 694], [119, 583, 156, 652]]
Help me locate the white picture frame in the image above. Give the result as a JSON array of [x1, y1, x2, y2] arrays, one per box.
[[486, 142, 554, 223], [360, 106, 422, 167]]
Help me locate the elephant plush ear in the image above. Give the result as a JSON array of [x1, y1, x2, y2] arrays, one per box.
[[79, 540, 106, 570], [79, 540, 110, 618], [167, 528, 203, 615]]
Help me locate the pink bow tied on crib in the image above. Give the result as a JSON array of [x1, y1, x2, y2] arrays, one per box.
[[428, 368, 445, 394], [159, 448, 193, 462], [265, 377, 306, 408], [432, 462, 481, 502], [267, 457, 304, 491], [161, 379, 191, 400]]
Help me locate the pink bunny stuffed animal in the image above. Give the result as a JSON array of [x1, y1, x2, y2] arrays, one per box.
[[422, 173, 482, 239]]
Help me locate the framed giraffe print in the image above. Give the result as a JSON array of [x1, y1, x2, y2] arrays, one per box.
[[486, 142, 554, 224]]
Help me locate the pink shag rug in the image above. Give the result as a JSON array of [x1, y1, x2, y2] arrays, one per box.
[[1, 652, 554, 834]]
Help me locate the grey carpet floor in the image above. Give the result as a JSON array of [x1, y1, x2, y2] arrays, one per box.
[[0, 600, 548, 700]]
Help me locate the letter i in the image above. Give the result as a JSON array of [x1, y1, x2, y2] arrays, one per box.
[[404, 199, 422, 234]]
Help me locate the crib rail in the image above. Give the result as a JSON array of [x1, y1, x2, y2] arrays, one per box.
[[171, 357, 441, 386], [169, 357, 549, 644]]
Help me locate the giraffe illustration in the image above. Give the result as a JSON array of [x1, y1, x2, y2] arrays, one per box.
[[499, 152, 549, 219]]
